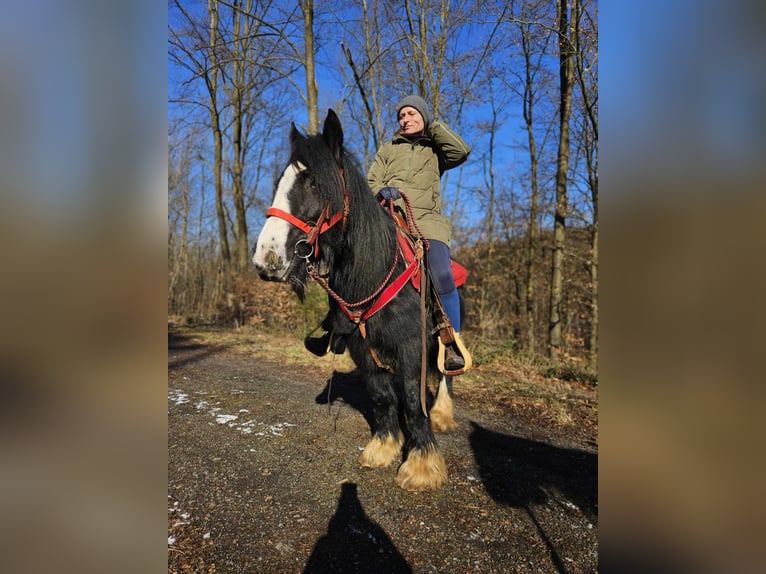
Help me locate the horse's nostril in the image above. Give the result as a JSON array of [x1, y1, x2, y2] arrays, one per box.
[[266, 250, 282, 271]]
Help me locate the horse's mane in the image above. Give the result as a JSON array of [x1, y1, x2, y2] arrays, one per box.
[[289, 132, 401, 293]]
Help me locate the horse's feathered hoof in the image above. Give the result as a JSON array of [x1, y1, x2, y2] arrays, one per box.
[[360, 432, 403, 468], [396, 448, 448, 491]]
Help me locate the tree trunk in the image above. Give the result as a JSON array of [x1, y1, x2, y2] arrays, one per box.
[[299, 0, 319, 133], [572, 0, 598, 368], [208, 0, 231, 275], [230, 0, 250, 272], [549, 0, 574, 360], [520, 16, 540, 356], [478, 88, 498, 340]]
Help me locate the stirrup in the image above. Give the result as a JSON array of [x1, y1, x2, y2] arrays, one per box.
[[437, 331, 472, 376]]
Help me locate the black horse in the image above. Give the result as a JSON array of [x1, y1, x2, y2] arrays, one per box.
[[253, 110, 457, 491]]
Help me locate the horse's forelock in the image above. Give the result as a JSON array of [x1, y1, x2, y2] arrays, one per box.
[[289, 133, 347, 210]]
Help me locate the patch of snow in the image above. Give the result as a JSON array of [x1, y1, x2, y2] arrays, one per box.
[[561, 500, 580, 511], [215, 414, 239, 425], [169, 390, 190, 405]]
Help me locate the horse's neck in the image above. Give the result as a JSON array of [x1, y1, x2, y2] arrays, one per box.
[[331, 199, 398, 294]]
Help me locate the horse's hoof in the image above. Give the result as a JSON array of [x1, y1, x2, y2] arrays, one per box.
[[360, 433, 403, 468], [395, 448, 448, 491]]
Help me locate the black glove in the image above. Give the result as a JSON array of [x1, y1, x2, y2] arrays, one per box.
[[377, 186, 401, 201]]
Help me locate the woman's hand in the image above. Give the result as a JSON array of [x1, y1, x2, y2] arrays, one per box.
[[376, 186, 401, 201]]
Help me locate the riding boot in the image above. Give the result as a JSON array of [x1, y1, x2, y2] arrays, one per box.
[[304, 331, 332, 357], [330, 334, 347, 354], [304, 330, 347, 356], [443, 342, 465, 371]]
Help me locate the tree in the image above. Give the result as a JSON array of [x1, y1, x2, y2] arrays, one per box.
[[548, 0, 575, 360], [169, 0, 231, 285], [228, 0, 253, 272], [572, 0, 598, 366], [514, 0, 555, 355], [298, 0, 320, 133]]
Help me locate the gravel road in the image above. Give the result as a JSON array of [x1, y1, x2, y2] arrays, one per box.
[[168, 331, 598, 573]]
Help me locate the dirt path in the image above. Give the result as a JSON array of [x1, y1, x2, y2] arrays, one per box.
[[168, 331, 598, 573]]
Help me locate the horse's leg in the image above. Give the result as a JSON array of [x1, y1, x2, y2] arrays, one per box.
[[360, 371, 403, 468], [430, 375, 457, 433], [396, 372, 448, 491]]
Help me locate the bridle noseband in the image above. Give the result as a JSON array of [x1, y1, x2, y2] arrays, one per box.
[[265, 167, 350, 261]]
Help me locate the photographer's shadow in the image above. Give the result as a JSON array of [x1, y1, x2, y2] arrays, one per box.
[[304, 482, 412, 573]]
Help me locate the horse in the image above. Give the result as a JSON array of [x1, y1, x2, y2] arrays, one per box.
[[253, 109, 457, 491]]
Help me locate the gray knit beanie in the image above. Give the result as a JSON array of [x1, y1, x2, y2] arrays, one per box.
[[395, 95, 432, 128]]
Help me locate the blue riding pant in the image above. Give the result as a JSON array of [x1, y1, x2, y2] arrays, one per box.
[[427, 240, 461, 332]]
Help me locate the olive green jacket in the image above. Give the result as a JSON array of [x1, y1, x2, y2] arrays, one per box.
[[367, 120, 471, 246]]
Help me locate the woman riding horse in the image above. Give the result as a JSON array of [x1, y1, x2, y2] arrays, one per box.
[[306, 95, 471, 373]]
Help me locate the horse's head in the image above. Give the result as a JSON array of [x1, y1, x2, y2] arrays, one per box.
[[253, 109, 348, 299]]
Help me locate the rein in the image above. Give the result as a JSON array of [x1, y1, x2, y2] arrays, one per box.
[[267, 173, 431, 416], [312, 191, 430, 416], [306, 191, 426, 326]]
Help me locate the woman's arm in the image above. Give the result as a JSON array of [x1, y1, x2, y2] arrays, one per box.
[[428, 121, 471, 173], [367, 146, 389, 195]]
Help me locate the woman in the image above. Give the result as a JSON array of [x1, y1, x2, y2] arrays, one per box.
[[368, 94, 471, 371]]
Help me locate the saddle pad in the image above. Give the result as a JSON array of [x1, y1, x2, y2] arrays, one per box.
[[396, 230, 468, 290]]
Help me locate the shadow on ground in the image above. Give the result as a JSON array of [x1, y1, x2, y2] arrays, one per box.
[[314, 370, 375, 429], [168, 329, 229, 370], [469, 422, 597, 574], [469, 421, 597, 521], [304, 482, 412, 574]]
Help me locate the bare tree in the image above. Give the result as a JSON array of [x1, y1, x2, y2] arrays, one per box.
[[516, 0, 555, 355], [228, 0, 251, 272], [298, 0, 320, 133], [548, 0, 575, 360], [572, 0, 598, 366], [169, 0, 232, 284], [475, 84, 500, 340]]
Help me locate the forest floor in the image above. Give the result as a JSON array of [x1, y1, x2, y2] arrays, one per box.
[[168, 326, 598, 573]]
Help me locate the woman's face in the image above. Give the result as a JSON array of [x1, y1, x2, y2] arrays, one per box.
[[398, 106, 425, 135]]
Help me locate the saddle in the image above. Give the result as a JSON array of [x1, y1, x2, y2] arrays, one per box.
[[392, 210, 473, 376]]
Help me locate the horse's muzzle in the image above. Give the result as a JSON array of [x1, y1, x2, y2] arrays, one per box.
[[253, 249, 287, 281]]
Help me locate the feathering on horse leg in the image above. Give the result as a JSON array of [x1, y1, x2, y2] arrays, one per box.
[[361, 431, 404, 468], [396, 371, 448, 490], [360, 371, 403, 469], [396, 446, 448, 491], [430, 376, 457, 433]]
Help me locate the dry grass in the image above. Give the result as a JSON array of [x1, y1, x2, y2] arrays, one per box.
[[173, 325, 597, 437]]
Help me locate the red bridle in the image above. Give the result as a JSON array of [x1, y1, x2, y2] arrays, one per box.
[[265, 168, 350, 259]]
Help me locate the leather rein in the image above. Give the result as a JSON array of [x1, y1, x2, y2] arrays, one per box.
[[264, 170, 431, 415]]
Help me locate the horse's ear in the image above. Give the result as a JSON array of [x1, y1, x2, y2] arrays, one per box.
[[322, 109, 344, 162], [290, 122, 304, 145]]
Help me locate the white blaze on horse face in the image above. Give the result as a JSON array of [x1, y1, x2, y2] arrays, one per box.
[[253, 162, 306, 279]]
